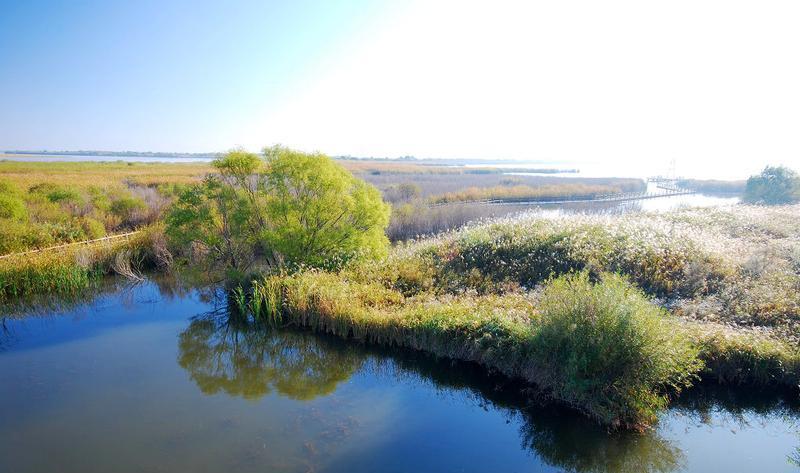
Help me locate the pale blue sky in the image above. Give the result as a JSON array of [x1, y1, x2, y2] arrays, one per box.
[[1, 1, 799, 178], [0, 0, 396, 151]]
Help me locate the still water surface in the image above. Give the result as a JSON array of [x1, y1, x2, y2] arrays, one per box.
[[1, 281, 797, 472]]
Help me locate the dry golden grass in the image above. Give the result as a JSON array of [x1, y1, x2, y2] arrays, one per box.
[[0, 159, 475, 189], [337, 159, 463, 174], [0, 161, 211, 188], [0, 157, 576, 190]]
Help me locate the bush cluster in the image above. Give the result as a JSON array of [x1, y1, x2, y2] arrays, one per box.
[[0, 178, 167, 254]]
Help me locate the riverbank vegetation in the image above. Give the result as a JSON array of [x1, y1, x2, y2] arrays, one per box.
[[240, 270, 700, 428], [231, 202, 800, 429], [427, 182, 637, 204], [676, 178, 746, 195], [0, 226, 168, 304], [3, 152, 799, 430]]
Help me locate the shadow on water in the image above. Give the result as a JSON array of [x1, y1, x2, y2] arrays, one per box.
[[176, 308, 800, 473]]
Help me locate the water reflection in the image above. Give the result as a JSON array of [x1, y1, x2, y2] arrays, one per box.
[[520, 414, 682, 472], [2, 279, 799, 472], [385, 350, 685, 473], [178, 314, 364, 400], [176, 311, 696, 472]]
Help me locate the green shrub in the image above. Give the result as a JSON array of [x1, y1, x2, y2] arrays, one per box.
[[110, 195, 146, 220], [529, 272, 702, 428], [47, 187, 83, 205], [28, 182, 83, 205], [80, 217, 107, 239], [0, 194, 27, 221], [0, 219, 29, 253]]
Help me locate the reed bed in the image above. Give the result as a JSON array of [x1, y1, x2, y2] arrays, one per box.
[[0, 227, 164, 304], [427, 183, 630, 204], [234, 270, 699, 429], [236, 204, 800, 429], [676, 178, 746, 195]]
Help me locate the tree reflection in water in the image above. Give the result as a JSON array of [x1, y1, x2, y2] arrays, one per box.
[[178, 312, 364, 400]]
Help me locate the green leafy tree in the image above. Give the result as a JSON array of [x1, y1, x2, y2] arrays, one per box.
[[166, 147, 390, 270], [743, 166, 800, 205], [165, 152, 262, 270], [261, 145, 391, 267]]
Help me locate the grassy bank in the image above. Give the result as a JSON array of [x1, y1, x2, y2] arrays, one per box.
[[234, 204, 800, 429], [241, 270, 700, 429], [0, 226, 168, 304]]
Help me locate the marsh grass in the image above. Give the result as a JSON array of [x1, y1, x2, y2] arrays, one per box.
[[428, 183, 631, 204], [0, 161, 210, 188], [530, 273, 700, 428], [0, 227, 162, 304], [231, 277, 289, 325], [688, 323, 800, 386], [237, 269, 700, 429], [235, 204, 800, 429], [231, 286, 247, 315]]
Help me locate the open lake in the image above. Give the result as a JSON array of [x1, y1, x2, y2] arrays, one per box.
[[1, 280, 798, 472]]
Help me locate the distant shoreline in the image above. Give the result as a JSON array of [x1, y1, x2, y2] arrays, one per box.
[[1, 151, 579, 173], [2, 150, 221, 159]]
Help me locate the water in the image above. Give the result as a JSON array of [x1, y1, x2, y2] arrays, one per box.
[[0, 153, 214, 163], [536, 182, 740, 213], [1, 281, 798, 472], [434, 183, 740, 225]]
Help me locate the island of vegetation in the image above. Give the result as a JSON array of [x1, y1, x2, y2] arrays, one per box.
[[1, 148, 798, 430]]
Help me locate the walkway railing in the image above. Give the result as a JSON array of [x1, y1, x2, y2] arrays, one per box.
[[429, 186, 696, 207], [0, 231, 142, 260]]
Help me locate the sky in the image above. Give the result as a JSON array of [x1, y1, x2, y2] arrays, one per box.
[[1, 0, 799, 178]]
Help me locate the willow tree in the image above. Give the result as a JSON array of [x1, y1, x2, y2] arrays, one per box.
[[165, 151, 263, 271], [261, 145, 390, 268], [166, 147, 390, 271]]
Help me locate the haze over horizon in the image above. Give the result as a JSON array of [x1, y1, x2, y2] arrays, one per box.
[[2, 0, 799, 179]]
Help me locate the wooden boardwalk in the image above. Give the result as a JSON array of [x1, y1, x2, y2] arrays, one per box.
[[430, 186, 696, 207], [0, 231, 142, 260]]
